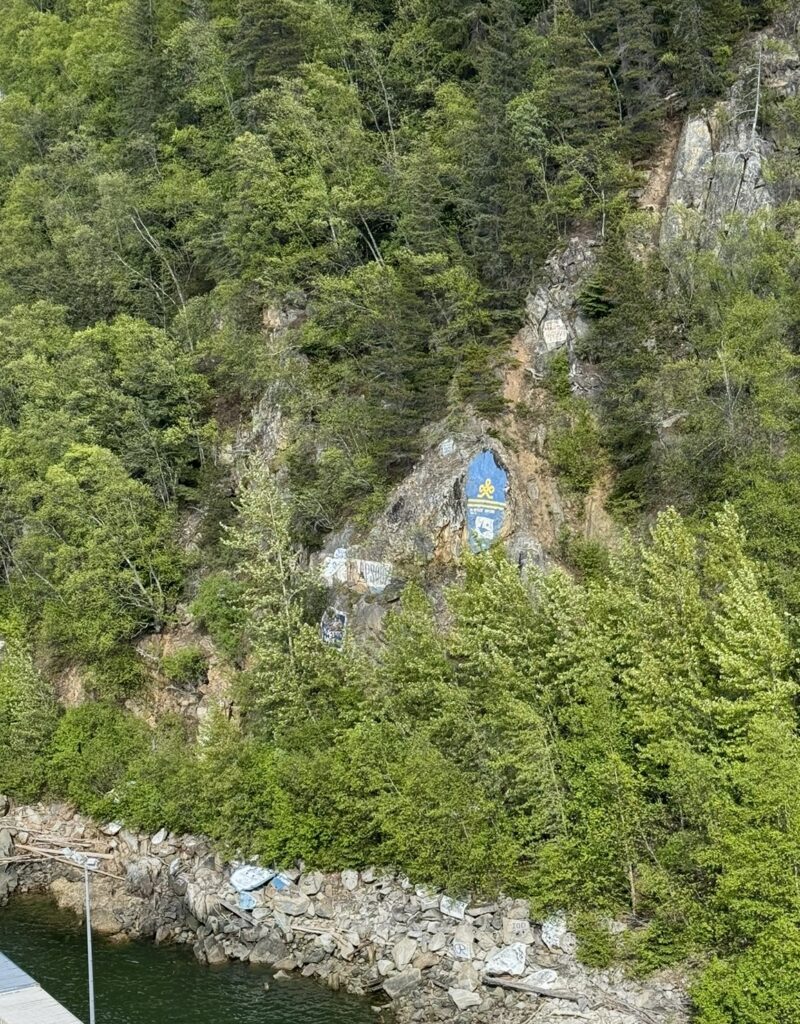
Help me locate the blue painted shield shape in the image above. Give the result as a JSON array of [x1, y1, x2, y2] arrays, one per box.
[[465, 450, 508, 552]]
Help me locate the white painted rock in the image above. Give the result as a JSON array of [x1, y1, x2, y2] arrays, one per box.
[[341, 869, 359, 891], [451, 922, 474, 960], [485, 942, 527, 977], [540, 911, 568, 951], [230, 865, 275, 892], [440, 895, 468, 920], [502, 917, 533, 945], [526, 968, 559, 988]]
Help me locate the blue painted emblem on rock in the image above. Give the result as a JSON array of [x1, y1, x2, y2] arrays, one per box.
[[465, 450, 508, 552]]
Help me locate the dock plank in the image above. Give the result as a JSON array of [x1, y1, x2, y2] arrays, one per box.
[[0, 954, 83, 1024]]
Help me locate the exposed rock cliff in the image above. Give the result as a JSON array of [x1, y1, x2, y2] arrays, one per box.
[[662, 32, 800, 245]]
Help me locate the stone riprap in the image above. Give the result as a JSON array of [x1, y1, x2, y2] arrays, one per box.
[[0, 802, 688, 1024]]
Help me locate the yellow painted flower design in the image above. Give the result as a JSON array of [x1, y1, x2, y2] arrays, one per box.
[[478, 478, 495, 499]]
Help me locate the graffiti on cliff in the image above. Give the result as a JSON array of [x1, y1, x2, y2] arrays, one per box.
[[465, 451, 508, 552], [321, 548, 393, 593], [321, 608, 348, 648]]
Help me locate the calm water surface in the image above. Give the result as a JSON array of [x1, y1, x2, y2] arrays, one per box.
[[0, 896, 377, 1024]]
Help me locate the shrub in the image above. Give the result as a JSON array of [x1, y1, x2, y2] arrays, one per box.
[[0, 644, 59, 801], [692, 920, 800, 1024], [548, 403, 605, 495], [48, 704, 151, 817], [161, 645, 207, 686], [191, 572, 245, 658]]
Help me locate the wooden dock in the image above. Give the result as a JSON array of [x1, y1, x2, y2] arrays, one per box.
[[0, 952, 83, 1024]]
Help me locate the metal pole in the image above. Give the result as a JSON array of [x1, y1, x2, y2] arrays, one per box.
[[84, 862, 96, 1024]]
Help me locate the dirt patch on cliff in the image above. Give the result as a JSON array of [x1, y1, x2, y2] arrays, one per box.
[[639, 119, 683, 213]]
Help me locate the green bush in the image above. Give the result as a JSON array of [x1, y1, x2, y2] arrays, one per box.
[[48, 704, 151, 818], [0, 644, 59, 802], [161, 645, 208, 686], [692, 920, 800, 1024], [548, 403, 605, 494], [191, 573, 245, 659], [88, 648, 147, 698]]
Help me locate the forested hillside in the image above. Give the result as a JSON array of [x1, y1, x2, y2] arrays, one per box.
[[3, 0, 800, 1020]]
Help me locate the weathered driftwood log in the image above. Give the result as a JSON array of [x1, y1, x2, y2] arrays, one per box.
[[483, 976, 581, 1002], [483, 976, 662, 1024]]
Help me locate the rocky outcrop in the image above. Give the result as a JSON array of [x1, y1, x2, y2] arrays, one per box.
[[1, 802, 688, 1024], [661, 33, 800, 246], [661, 110, 772, 245], [519, 237, 601, 397], [313, 418, 569, 638], [133, 605, 233, 727], [216, 303, 305, 488]]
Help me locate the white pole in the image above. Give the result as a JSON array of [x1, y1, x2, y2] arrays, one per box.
[[84, 862, 96, 1024]]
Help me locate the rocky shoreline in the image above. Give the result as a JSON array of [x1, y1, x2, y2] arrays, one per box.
[[0, 801, 688, 1024]]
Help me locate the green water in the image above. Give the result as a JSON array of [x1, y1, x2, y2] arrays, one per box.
[[0, 896, 377, 1024]]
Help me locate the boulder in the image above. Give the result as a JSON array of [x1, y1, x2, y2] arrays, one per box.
[[485, 943, 527, 977], [383, 968, 422, 1000], [204, 937, 228, 965], [452, 922, 474, 961], [448, 988, 481, 1010], [92, 908, 124, 937], [540, 912, 568, 951], [273, 891, 310, 917], [299, 871, 324, 896], [341, 869, 359, 891], [451, 962, 480, 993], [526, 968, 559, 988], [440, 896, 468, 920], [502, 917, 533, 945], [250, 932, 289, 965], [0, 829, 13, 858], [230, 865, 275, 893], [393, 936, 418, 971]]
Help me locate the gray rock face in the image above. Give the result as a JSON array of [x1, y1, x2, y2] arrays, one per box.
[[661, 113, 772, 246], [522, 239, 595, 358], [661, 34, 800, 248], [125, 856, 162, 898]]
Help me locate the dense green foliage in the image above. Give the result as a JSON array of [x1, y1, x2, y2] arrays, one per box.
[[5, 504, 800, 1017], [0, 643, 58, 801], [0, 0, 775, 562], [3, 0, 800, 1020], [581, 211, 800, 620]]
